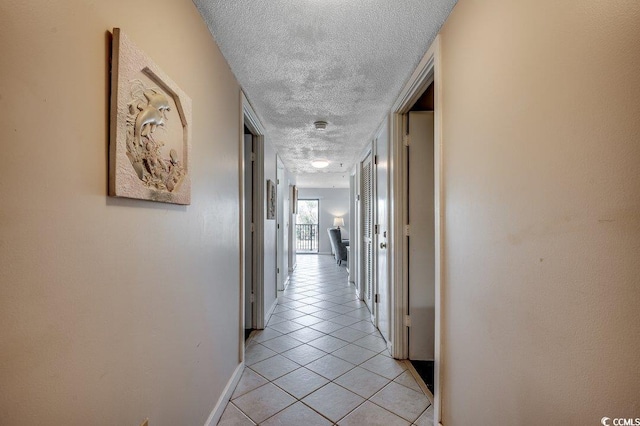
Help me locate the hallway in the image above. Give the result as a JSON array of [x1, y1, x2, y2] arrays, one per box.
[[218, 255, 433, 425]]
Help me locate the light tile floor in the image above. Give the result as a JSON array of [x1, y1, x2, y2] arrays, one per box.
[[218, 254, 433, 426]]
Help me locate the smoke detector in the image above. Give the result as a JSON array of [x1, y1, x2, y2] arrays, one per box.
[[314, 121, 328, 131]]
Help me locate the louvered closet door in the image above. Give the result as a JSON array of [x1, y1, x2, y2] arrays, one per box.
[[361, 153, 374, 313]]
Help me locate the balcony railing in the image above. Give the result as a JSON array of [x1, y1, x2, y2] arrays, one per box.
[[296, 224, 319, 252]]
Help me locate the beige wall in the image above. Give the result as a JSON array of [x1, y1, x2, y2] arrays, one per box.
[[0, 1, 241, 425], [439, 0, 640, 423]]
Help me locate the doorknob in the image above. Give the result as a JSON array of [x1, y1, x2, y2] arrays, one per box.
[[379, 242, 387, 249]]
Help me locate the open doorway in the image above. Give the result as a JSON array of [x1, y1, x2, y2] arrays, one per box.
[[387, 37, 442, 422], [405, 82, 435, 393], [243, 125, 255, 341], [295, 199, 319, 253]]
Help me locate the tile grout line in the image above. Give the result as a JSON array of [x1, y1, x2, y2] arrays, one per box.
[[219, 255, 431, 426]]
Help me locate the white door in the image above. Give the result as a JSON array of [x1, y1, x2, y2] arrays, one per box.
[[361, 152, 375, 315], [375, 123, 391, 342], [244, 134, 255, 330], [276, 160, 285, 291], [408, 112, 435, 360]]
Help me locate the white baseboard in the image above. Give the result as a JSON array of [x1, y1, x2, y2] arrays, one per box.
[[203, 362, 244, 426], [265, 298, 278, 325]]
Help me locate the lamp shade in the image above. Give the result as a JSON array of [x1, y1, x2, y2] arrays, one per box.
[[333, 217, 345, 228]]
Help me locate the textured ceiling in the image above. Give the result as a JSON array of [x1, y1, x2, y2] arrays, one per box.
[[194, 0, 457, 188]]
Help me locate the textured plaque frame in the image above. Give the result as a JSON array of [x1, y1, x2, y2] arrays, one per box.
[[109, 28, 192, 205], [267, 179, 276, 220]]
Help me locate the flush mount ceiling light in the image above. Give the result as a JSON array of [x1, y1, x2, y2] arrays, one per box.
[[311, 159, 329, 169], [314, 120, 328, 131]]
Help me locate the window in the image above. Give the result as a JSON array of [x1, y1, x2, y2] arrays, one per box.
[[296, 199, 319, 252]]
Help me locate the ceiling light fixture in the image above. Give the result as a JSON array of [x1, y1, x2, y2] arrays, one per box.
[[314, 120, 328, 131], [311, 160, 329, 169]]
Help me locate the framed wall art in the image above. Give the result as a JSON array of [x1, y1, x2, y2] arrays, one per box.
[[291, 185, 298, 214], [109, 28, 192, 205], [267, 179, 276, 220]]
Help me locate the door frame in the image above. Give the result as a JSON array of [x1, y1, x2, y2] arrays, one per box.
[[240, 92, 266, 362], [389, 36, 443, 423], [276, 156, 285, 291]]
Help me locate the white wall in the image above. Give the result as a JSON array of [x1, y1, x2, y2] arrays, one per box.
[[298, 188, 351, 254], [0, 1, 242, 425], [438, 0, 640, 423], [275, 158, 296, 291]]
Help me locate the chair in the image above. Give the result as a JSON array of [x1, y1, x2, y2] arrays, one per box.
[[327, 228, 349, 265]]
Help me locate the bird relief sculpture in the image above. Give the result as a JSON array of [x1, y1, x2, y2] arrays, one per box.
[[109, 28, 192, 205], [126, 81, 185, 193]]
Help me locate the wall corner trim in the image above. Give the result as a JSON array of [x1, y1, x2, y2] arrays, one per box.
[[283, 276, 291, 291], [265, 298, 278, 326], [203, 362, 244, 426]]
